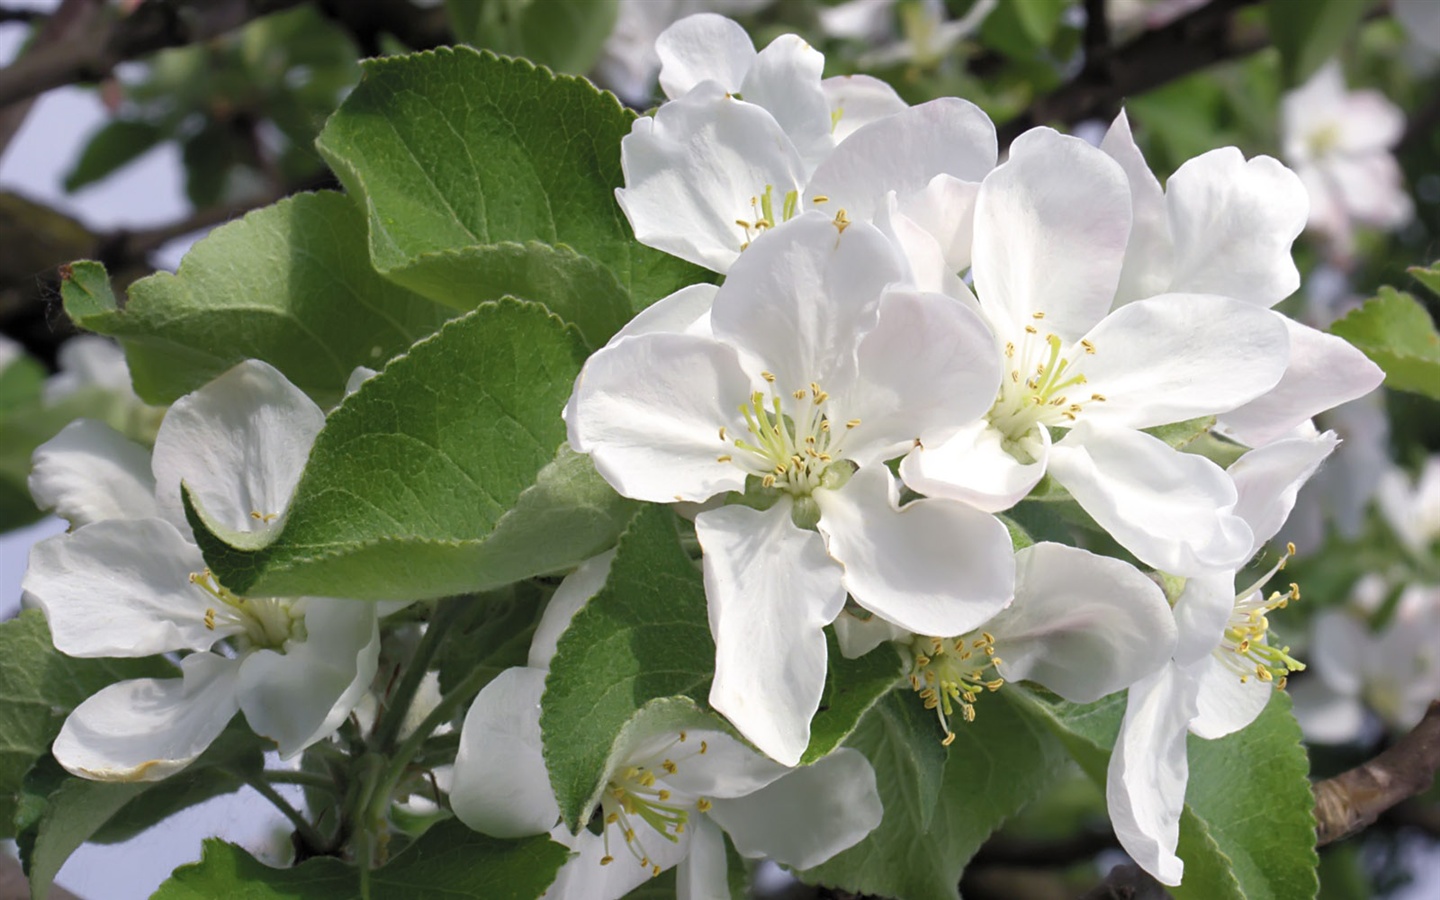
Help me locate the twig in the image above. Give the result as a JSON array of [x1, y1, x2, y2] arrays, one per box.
[[0, 5, 46, 24], [1081, 0, 1111, 76], [1315, 700, 1440, 846], [0, 0, 309, 110], [1078, 864, 1172, 900], [998, 0, 1265, 144], [0, 0, 105, 159]]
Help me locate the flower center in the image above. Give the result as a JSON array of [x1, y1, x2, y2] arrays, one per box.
[[907, 633, 1005, 746], [734, 184, 801, 249], [1306, 123, 1342, 159], [986, 312, 1104, 462], [189, 569, 301, 651], [1216, 543, 1305, 689], [596, 732, 711, 878], [722, 375, 858, 527]]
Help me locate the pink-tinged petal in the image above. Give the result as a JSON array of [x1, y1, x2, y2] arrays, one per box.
[[1107, 664, 1196, 887], [611, 284, 717, 343], [839, 290, 1001, 465], [806, 97, 996, 225], [451, 667, 559, 838], [1164, 148, 1308, 308], [24, 518, 231, 657], [1327, 153, 1413, 228], [153, 359, 324, 534], [53, 653, 239, 783], [1219, 316, 1383, 447], [1187, 652, 1274, 739], [991, 543, 1175, 702], [1337, 89, 1406, 154], [1228, 429, 1339, 550], [900, 420, 1047, 514], [816, 466, 1013, 636], [1100, 111, 1174, 306], [566, 332, 755, 504], [236, 597, 380, 757], [1171, 573, 1234, 669], [697, 502, 845, 766], [742, 35, 834, 171], [709, 214, 904, 395], [822, 74, 908, 143], [677, 815, 729, 900], [709, 747, 882, 869], [617, 83, 806, 273], [895, 174, 981, 273], [29, 419, 158, 527], [971, 127, 1131, 343], [1048, 424, 1253, 576], [529, 551, 616, 670], [1075, 293, 1290, 431], [656, 13, 756, 97]]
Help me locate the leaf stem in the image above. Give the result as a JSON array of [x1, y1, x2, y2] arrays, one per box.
[[233, 768, 329, 853], [371, 598, 460, 753]]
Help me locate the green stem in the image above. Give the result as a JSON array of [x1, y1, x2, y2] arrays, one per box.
[[371, 598, 460, 753], [235, 769, 329, 853]]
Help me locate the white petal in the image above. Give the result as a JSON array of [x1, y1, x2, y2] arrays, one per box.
[[816, 465, 1014, 636], [451, 667, 560, 838], [697, 502, 845, 766], [742, 35, 834, 171], [529, 550, 616, 670], [547, 820, 690, 900], [660, 730, 789, 800], [236, 597, 380, 756], [29, 419, 158, 527], [840, 290, 1001, 465], [677, 815, 730, 900], [1336, 88, 1407, 155], [708, 747, 882, 868], [52, 653, 240, 783], [1171, 573, 1234, 669], [1164, 148, 1308, 307], [1048, 424, 1253, 576], [1288, 677, 1367, 745], [1100, 111, 1175, 306], [971, 128, 1131, 343], [24, 518, 230, 656], [805, 97, 996, 225], [872, 196, 964, 297], [1308, 610, 1367, 697], [1228, 428, 1339, 550], [709, 214, 903, 398], [566, 333, 755, 504], [990, 543, 1176, 702], [344, 366, 378, 397], [617, 83, 806, 273], [44, 336, 133, 403], [1328, 153, 1414, 229], [822, 74, 908, 143], [1187, 653, 1274, 739], [895, 174, 982, 273], [900, 419, 1047, 514], [832, 608, 909, 658], [656, 13, 756, 97], [152, 359, 324, 534], [1218, 316, 1384, 447], [1075, 293, 1290, 431], [1107, 665, 1196, 887], [611, 284, 717, 343]]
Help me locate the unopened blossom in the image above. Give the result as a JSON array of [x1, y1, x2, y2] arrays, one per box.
[[835, 542, 1177, 746], [568, 213, 1013, 764], [1108, 427, 1338, 885], [450, 553, 883, 899], [1282, 62, 1412, 261], [24, 360, 380, 781], [902, 126, 1293, 577]]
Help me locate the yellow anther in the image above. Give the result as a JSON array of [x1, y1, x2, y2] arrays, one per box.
[[1025, 324, 1038, 334], [1091, 393, 1106, 402], [697, 798, 712, 812], [834, 209, 851, 232], [601, 855, 614, 866], [846, 419, 861, 429], [1032, 311, 1046, 319], [717, 454, 732, 463], [812, 194, 829, 203], [204, 608, 216, 630], [1081, 339, 1096, 354], [651, 865, 661, 877], [699, 741, 708, 754], [793, 388, 807, 400], [718, 427, 726, 441], [1286, 541, 1297, 556], [941, 732, 956, 746], [658, 790, 671, 801], [662, 760, 677, 774], [761, 371, 776, 382]]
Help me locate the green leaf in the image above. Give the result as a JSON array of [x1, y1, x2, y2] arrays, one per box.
[[1408, 260, 1440, 299], [152, 821, 568, 899], [188, 299, 634, 600], [803, 634, 903, 765], [1007, 687, 1319, 900], [314, 46, 708, 333], [63, 120, 166, 192], [0, 611, 174, 840], [63, 192, 453, 406], [1267, 0, 1371, 86], [540, 505, 712, 829], [447, 0, 620, 76], [801, 689, 1068, 900], [436, 582, 548, 695], [1329, 286, 1440, 400], [1144, 416, 1216, 449]]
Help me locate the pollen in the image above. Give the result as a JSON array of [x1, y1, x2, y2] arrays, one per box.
[[907, 631, 1005, 746]]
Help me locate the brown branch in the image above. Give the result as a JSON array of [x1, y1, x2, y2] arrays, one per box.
[[1315, 700, 1440, 846], [0, 0, 310, 111], [997, 0, 1265, 145], [0, 0, 105, 158]]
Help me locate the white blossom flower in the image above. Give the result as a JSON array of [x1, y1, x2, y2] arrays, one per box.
[[818, 0, 997, 69], [901, 126, 1293, 577], [1281, 62, 1412, 261], [23, 360, 381, 781], [450, 553, 883, 900], [1107, 427, 1338, 885], [1377, 456, 1440, 557], [567, 213, 1014, 764], [835, 541, 1177, 745]]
